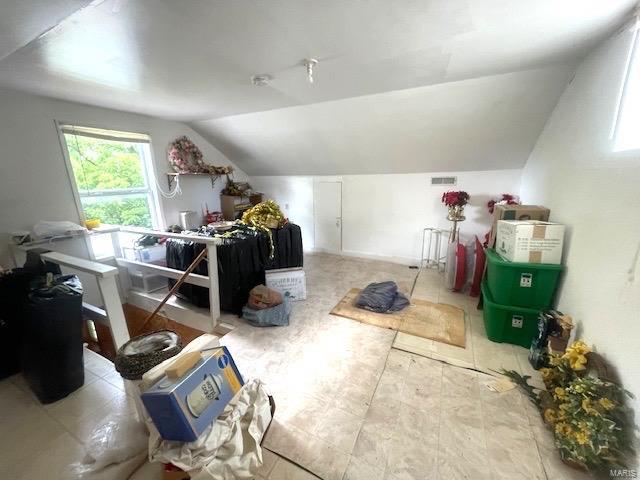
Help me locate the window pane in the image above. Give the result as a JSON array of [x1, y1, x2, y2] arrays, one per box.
[[614, 31, 640, 152], [81, 194, 152, 228], [64, 133, 147, 192]]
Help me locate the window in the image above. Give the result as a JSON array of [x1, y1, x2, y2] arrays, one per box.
[[60, 125, 160, 229], [613, 23, 640, 152]]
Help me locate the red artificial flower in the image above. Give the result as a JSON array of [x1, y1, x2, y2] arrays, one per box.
[[442, 191, 469, 207], [487, 193, 520, 214]]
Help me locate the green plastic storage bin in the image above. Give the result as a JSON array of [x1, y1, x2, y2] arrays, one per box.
[[481, 281, 540, 348], [485, 249, 563, 309]]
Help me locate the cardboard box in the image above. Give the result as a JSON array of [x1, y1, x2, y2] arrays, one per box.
[[496, 220, 565, 264], [488, 205, 550, 248], [141, 347, 244, 442], [265, 267, 306, 301]]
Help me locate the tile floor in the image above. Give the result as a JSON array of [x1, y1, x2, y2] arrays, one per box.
[[396, 266, 546, 390], [0, 253, 593, 479]]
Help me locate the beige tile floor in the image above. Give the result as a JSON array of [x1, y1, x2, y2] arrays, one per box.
[[0, 253, 593, 479], [397, 267, 546, 390]]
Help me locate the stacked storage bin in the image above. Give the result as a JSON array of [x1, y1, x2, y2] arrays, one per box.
[[481, 249, 564, 348]]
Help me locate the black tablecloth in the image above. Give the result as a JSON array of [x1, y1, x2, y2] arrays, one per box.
[[165, 223, 303, 314]]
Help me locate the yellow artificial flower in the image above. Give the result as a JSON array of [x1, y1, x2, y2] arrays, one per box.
[[555, 422, 567, 434], [549, 355, 563, 366], [544, 408, 557, 424], [540, 368, 553, 380], [598, 398, 616, 410], [575, 431, 589, 445], [565, 351, 588, 371], [562, 341, 591, 370], [573, 384, 585, 393], [554, 387, 567, 400], [555, 422, 573, 436], [582, 398, 599, 416], [559, 402, 572, 412], [566, 340, 591, 356]]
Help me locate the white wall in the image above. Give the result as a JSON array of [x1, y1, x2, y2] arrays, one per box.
[[520, 27, 640, 413], [0, 87, 245, 301], [252, 169, 522, 264]]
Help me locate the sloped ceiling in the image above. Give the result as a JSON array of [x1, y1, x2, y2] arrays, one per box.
[[0, 0, 92, 61], [0, 0, 635, 175], [193, 65, 574, 175]]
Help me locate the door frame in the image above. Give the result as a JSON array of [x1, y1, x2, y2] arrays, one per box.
[[313, 180, 343, 254]]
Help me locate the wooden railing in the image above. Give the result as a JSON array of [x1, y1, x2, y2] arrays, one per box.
[[114, 227, 222, 331], [40, 251, 131, 349]]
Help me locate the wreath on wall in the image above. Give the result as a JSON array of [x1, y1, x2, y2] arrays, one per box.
[[168, 136, 233, 175]]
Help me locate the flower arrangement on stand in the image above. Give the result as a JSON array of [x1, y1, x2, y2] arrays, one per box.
[[168, 136, 234, 175], [505, 341, 636, 473], [441, 190, 470, 221]]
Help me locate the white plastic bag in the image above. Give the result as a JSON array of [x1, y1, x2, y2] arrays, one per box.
[[149, 378, 273, 480], [68, 414, 148, 479], [33, 220, 86, 239]]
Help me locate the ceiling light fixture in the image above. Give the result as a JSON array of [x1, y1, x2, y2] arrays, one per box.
[[302, 58, 318, 84], [251, 74, 272, 86]]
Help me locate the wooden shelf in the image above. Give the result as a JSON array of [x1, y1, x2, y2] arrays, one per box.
[[166, 172, 222, 189]]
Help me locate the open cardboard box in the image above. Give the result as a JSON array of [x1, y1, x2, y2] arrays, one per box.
[[488, 204, 550, 248]]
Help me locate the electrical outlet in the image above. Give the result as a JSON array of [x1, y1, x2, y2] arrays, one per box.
[[512, 315, 524, 328], [520, 273, 533, 288], [285, 203, 289, 210]]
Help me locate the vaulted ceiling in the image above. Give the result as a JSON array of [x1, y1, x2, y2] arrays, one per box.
[[0, 0, 636, 174]]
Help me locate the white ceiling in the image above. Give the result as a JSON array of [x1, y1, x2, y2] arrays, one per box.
[[0, 0, 634, 121], [0, 0, 635, 175], [193, 65, 574, 175], [0, 0, 92, 61]]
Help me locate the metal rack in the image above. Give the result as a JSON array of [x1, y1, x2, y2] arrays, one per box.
[[420, 227, 452, 271]]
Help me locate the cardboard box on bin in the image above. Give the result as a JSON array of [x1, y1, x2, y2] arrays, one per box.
[[488, 205, 550, 248], [141, 347, 244, 442], [496, 220, 565, 265]]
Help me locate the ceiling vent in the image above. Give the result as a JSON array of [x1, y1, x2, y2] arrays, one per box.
[[431, 176, 457, 186]]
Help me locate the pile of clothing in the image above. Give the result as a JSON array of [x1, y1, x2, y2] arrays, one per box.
[[355, 281, 409, 313]]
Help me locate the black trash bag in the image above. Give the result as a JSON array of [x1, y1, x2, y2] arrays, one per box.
[[0, 269, 36, 379], [356, 281, 410, 314], [529, 310, 564, 369], [22, 274, 84, 404]]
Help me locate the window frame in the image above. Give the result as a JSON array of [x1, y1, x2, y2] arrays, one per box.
[[56, 120, 164, 232]]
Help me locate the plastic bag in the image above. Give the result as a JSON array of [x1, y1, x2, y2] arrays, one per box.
[[23, 274, 84, 403], [355, 281, 409, 313], [68, 414, 148, 478], [242, 297, 291, 326], [33, 220, 86, 238], [149, 379, 273, 480]]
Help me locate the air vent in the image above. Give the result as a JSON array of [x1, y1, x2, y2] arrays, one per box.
[[431, 176, 457, 186]]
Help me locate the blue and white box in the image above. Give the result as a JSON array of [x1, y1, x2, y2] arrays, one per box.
[[141, 347, 244, 442]]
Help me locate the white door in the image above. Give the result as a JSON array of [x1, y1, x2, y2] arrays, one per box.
[[314, 181, 342, 252]]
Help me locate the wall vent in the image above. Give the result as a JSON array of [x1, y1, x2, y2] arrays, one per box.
[[431, 176, 457, 186]]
